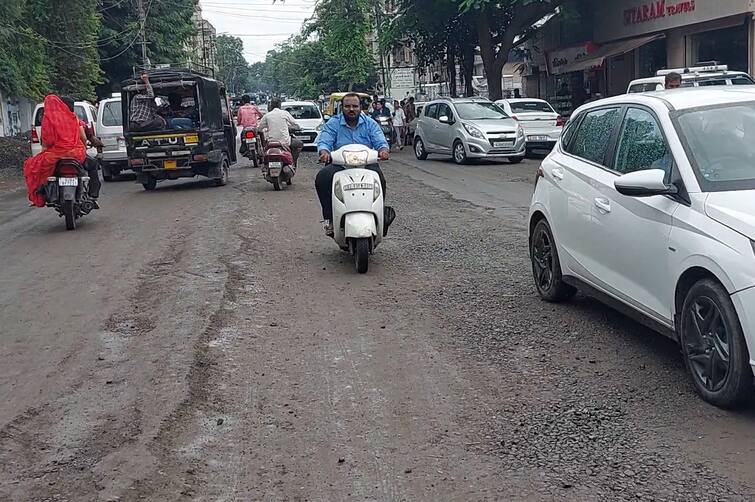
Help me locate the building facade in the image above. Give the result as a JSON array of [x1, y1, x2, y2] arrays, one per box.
[[189, 6, 218, 73]]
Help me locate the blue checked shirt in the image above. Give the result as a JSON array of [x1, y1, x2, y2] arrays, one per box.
[[317, 113, 389, 153]]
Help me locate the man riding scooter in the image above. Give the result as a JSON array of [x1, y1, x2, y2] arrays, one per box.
[[315, 93, 394, 236]]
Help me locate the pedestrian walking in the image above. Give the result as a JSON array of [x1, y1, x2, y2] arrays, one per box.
[[393, 100, 406, 150]]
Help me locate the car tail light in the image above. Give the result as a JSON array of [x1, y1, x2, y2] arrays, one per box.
[[556, 115, 566, 127], [129, 158, 144, 166], [31, 129, 40, 144], [244, 130, 255, 139], [192, 154, 208, 162], [58, 165, 79, 177]]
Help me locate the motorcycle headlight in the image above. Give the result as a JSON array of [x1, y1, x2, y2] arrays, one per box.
[[373, 181, 381, 202], [463, 122, 485, 139], [334, 179, 344, 203]]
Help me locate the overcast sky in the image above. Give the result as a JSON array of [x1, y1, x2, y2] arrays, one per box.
[[199, 0, 316, 64]]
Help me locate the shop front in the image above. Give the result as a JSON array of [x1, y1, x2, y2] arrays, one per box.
[[593, 0, 755, 94], [542, 42, 602, 116]]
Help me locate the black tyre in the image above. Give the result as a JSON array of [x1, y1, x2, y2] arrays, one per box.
[[354, 238, 369, 274], [63, 199, 75, 231], [530, 218, 576, 302], [414, 137, 428, 160], [251, 154, 259, 169], [142, 176, 157, 191], [509, 156, 524, 164], [286, 178, 292, 186], [215, 159, 229, 186], [272, 177, 281, 191], [680, 279, 753, 408], [453, 140, 467, 165]]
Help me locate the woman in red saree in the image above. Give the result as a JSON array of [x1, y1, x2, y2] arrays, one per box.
[[23, 95, 86, 207]]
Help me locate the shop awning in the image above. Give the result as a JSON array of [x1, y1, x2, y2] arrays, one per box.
[[562, 34, 664, 73]]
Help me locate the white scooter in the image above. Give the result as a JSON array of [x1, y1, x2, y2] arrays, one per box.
[[330, 144, 385, 274]]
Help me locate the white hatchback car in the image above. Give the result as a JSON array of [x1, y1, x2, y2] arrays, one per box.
[[282, 101, 324, 148], [495, 98, 564, 155], [529, 87, 755, 408]]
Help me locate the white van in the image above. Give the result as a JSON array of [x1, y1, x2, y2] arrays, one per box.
[[96, 94, 129, 181], [627, 64, 755, 93], [31, 100, 98, 157]]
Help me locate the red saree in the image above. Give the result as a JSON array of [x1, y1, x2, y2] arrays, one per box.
[[23, 95, 86, 207]]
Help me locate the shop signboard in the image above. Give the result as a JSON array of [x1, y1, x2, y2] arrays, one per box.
[[595, 0, 755, 43], [546, 42, 600, 75]]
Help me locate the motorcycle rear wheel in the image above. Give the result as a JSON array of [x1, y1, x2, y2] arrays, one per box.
[[272, 177, 281, 191], [63, 200, 76, 231]]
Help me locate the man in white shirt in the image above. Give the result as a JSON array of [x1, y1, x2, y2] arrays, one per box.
[[258, 97, 303, 165], [392, 100, 406, 150]]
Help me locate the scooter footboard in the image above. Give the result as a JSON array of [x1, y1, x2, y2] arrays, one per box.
[[344, 212, 377, 239]]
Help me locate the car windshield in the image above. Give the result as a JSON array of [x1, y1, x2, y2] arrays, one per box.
[[102, 100, 122, 127], [284, 104, 321, 119], [509, 101, 554, 113], [675, 101, 755, 191], [455, 102, 507, 120]]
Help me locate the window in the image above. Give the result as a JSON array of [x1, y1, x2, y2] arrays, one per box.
[[454, 102, 505, 120], [284, 104, 321, 119], [731, 75, 755, 85], [510, 101, 555, 114], [101, 100, 122, 127], [34, 107, 44, 126], [628, 82, 661, 93], [614, 107, 670, 176], [565, 107, 621, 165], [425, 104, 439, 119], [437, 103, 452, 120], [74, 105, 87, 123], [90, 105, 97, 123]]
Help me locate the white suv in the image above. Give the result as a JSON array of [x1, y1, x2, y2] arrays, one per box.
[[529, 87, 755, 408]]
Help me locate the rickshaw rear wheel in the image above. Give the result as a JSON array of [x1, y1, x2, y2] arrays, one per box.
[[215, 158, 229, 186]]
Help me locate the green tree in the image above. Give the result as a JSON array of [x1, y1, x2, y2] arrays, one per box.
[[0, 1, 49, 98], [216, 34, 249, 95]]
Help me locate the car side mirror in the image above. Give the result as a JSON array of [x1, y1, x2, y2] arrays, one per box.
[[439, 115, 453, 124], [614, 169, 678, 197], [323, 114, 331, 121]]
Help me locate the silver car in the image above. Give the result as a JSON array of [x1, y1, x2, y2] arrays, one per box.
[[413, 97, 525, 164]]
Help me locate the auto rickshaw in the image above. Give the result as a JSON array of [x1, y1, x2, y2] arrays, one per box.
[[325, 92, 371, 117], [120, 67, 237, 190]]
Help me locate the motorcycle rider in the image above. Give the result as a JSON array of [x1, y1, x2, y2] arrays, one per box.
[[237, 94, 263, 155], [316, 93, 390, 236], [257, 97, 303, 166], [62, 96, 102, 208]]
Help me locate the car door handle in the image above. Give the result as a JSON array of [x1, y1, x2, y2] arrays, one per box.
[[594, 198, 611, 213], [551, 168, 564, 180]]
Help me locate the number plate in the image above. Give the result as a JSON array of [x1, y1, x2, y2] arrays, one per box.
[[344, 183, 373, 191], [58, 177, 78, 186], [493, 141, 514, 148], [164, 159, 177, 169], [269, 161, 282, 168], [295, 135, 309, 140], [245, 138, 256, 143], [528, 135, 548, 141]]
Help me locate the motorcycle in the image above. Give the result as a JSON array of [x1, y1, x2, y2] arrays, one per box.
[[330, 144, 392, 274], [41, 159, 95, 230], [262, 140, 295, 191], [240, 127, 263, 168]]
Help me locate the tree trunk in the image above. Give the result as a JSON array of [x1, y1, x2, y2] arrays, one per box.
[[475, 9, 515, 101], [462, 42, 474, 97], [447, 44, 457, 98]]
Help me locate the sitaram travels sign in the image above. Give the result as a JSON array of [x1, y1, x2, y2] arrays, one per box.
[[594, 0, 754, 43]]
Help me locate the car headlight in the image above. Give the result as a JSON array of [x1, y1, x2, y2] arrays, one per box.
[[517, 125, 525, 138], [373, 180, 381, 201], [463, 122, 485, 139], [334, 179, 344, 203], [316, 123, 322, 132]]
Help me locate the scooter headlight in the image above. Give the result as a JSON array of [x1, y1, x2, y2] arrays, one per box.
[[334, 179, 344, 203], [373, 181, 381, 201]]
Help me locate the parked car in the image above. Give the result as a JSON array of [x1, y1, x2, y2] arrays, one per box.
[[96, 94, 130, 181], [529, 87, 755, 408], [627, 64, 755, 93], [282, 100, 324, 148], [31, 100, 98, 157], [406, 102, 427, 142], [413, 97, 525, 164], [496, 98, 565, 155]]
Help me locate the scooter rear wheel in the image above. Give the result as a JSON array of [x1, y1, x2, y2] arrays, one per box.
[[354, 238, 369, 274]]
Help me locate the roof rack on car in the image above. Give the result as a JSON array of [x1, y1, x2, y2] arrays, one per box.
[[656, 62, 728, 76]]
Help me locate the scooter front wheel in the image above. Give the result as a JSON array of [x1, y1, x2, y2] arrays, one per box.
[[354, 238, 370, 274]]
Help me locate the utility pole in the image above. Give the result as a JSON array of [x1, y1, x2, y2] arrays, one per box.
[[136, 0, 148, 67]]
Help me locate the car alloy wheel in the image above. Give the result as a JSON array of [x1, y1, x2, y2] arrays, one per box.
[[532, 226, 554, 292], [414, 137, 427, 160], [453, 141, 466, 164], [684, 296, 731, 393]]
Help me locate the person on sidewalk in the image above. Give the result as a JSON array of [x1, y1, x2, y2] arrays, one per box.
[[315, 93, 391, 236], [392, 100, 406, 150]]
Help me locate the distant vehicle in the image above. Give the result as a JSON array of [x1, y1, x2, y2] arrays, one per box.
[[32, 100, 98, 157], [495, 98, 565, 155], [627, 63, 755, 93], [325, 92, 371, 116], [529, 87, 755, 408], [282, 100, 324, 148], [121, 67, 236, 190], [96, 94, 130, 181], [413, 97, 525, 164], [258, 103, 269, 114], [406, 102, 427, 143]]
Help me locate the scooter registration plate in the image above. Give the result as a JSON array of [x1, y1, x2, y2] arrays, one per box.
[[58, 178, 78, 187], [343, 183, 373, 191]]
